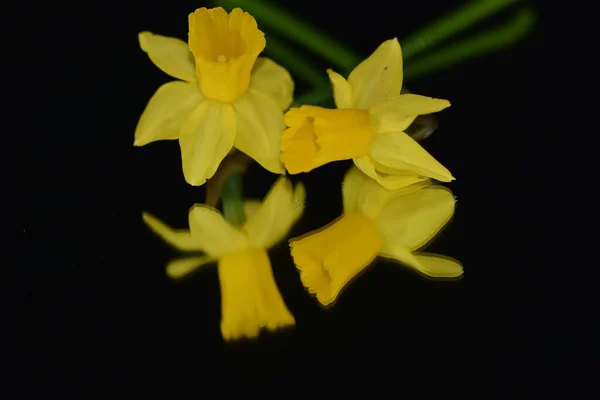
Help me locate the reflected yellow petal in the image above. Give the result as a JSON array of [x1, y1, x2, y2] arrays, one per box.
[[233, 89, 285, 174], [179, 100, 237, 186], [377, 186, 455, 251], [243, 200, 262, 221], [327, 69, 353, 109], [250, 57, 294, 110], [348, 38, 403, 110], [189, 7, 265, 102], [290, 213, 382, 306], [379, 244, 422, 271], [188, 205, 250, 257], [369, 131, 454, 182], [413, 253, 463, 278], [369, 94, 450, 133], [134, 81, 203, 147], [353, 155, 429, 190], [138, 32, 197, 82], [142, 212, 202, 252], [219, 249, 295, 340], [342, 165, 431, 219], [243, 178, 305, 249], [166, 256, 214, 279]]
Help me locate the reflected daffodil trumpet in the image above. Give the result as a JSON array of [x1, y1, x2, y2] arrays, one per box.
[[142, 177, 305, 340], [290, 167, 462, 307], [135, 7, 294, 186], [281, 38, 454, 190]]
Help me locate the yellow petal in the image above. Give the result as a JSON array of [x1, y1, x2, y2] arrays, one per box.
[[142, 212, 202, 251], [179, 100, 237, 186], [369, 94, 451, 133], [243, 178, 305, 249], [189, 7, 266, 102], [413, 253, 463, 278], [379, 244, 422, 271], [138, 32, 197, 82], [219, 249, 295, 340], [134, 81, 203, 147], [243, 200, 262, 220], [166, 256, 214, 279], [369, 131, 454, 182], [290, 213, 382, 307], [327, 69, 353, 109], [353, 155, 429, 190], [377, 186, 455, 251], [348, 38, 403, 110], [233, 89, 285, 174], [380, 247, 463, 278], [188, 205, 250, 257], [342, 165, 431, 219], [250, 57, 294, 111]]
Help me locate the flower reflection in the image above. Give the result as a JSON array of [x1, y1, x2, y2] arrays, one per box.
[[142, 177, 305, 340], [290, 166, 462, 307]]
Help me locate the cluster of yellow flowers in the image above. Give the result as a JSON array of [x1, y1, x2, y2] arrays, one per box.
[[136, 7, 462, 341]]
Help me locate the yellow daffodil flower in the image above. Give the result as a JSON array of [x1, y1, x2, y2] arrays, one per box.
[[135, 7, 294, 186], [281, 38, 454, 190], [290, 166, 462, 307], [142, 177, 305, 340]]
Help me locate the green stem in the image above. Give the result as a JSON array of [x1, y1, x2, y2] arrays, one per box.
[[221, 172, 246, 226], [214, 0, 361, 74], [263, 34, 328, 88], [401, 0, 521, 60], [403, 7, 536, 81]]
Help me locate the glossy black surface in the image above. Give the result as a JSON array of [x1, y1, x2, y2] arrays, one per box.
[[15, 0, 552, 396]]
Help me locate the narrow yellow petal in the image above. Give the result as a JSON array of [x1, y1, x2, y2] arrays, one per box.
[[369, 131, 454, 182], [219, 249, 295, 341], [233, 89, 285, 174], [243, 200, 262, 221], [348, 38, 403, 110], [369, 94, 451, 133], [179, 100, 237, 186], [188, 205, 249, 257], [377, 186, 455, 251], [342, 165, 431, 219], [290, 213, 383, 307], [142, 212, 202, 252], [243, 178, 305, 249], [413, 253, 463, 278], [381, 247, 463, 278], [134, 81, 203, 147], [281, 106, 374, 174], [138, 32, 197, 82], [327, 69, 353, 109], [166, 256, 214, 279], [353, 155, 429, 190], [379, 244, 422, 271], [250, 57, 294, 111], [188, 7, 266, 102]]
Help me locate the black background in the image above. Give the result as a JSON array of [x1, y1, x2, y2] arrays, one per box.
[[13, 0, 553, 397]]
